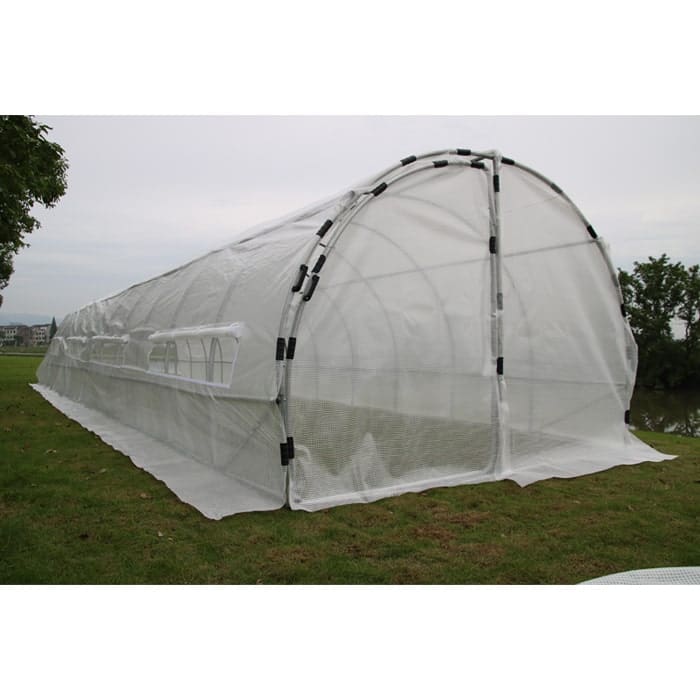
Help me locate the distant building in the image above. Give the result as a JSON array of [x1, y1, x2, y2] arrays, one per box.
[[0, 323, 49, 346], [16, 325, 32, 345], [0, 325, 18, 344], [31, 324, 51, 345]]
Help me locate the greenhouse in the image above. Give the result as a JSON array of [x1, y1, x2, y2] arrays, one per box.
[[34, 149, 671, 518]]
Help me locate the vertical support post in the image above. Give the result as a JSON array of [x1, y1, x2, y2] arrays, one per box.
[[490, 153, 510, 477]]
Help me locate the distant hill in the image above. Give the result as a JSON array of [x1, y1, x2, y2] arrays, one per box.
[[0, 312, 57, 326]]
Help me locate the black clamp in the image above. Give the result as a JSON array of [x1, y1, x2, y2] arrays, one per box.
[[303, 274, 320, 301], [312, 255, 326, 274], [316, 220, 333, 238], [292, 264, 308, 292], [371, 182, 388, 197]]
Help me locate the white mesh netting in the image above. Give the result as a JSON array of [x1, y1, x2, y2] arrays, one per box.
[[580, 568, 700, 585], [35, 151, 674, 517]]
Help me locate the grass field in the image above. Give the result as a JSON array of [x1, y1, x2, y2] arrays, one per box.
[[0, 344, 48, 356], [1, 355, 698, 584]]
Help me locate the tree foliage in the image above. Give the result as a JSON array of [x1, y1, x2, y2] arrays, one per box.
[[0, 116, 68, 295], [620, 255, 700, 389]]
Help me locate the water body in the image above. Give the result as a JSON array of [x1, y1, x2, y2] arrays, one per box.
[[630, 388, 700, 437]]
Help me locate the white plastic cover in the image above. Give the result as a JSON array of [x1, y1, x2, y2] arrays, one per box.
[[34, 150, 673, 518], [580, 567, 700, 585]]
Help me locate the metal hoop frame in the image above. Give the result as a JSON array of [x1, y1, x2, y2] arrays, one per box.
[[273, 148, 635, 503]]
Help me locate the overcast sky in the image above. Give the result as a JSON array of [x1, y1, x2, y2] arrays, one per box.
[[3, 115, 699, 320]]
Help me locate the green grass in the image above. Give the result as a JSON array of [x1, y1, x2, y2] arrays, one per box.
[[1, 355, 699, 584], [0, 344, 48, 356]]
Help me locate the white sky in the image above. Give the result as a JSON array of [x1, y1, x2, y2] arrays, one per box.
[[3, 115, 699, 320]]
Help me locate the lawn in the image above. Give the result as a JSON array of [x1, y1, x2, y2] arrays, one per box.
[[0, 345, 48, 356], [1, 355, 698, 584]]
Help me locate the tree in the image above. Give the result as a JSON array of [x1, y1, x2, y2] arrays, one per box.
[[0, 116, 68, 299], [49, 316, 58, 340], [619, 255, 699, 389], [677, 263, 700, 385], [619, 255, 684, 339]]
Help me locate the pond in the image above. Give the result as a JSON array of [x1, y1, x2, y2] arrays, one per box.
[[630, 388, 700, 437]]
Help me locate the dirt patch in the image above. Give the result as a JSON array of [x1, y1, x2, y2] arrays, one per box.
[[265, 545, 315, 566], [343, 542, 380, 558], [411, 524, 459, 546], [461, 542, 507, 562], [442, 511, 491, 526], [425, 500, 451, 513]]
